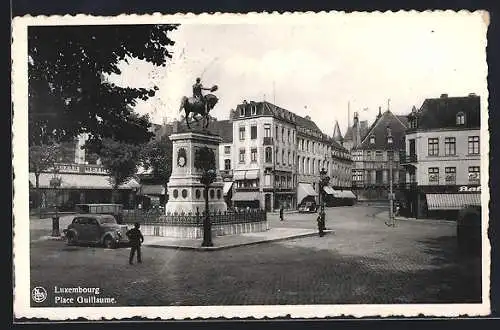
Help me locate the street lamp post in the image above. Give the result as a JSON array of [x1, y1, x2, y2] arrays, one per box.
[[385, 127, 395, 227], [318, 168, 330, 235], [49, 168, 62, 237], [200, 169, 216, 247]]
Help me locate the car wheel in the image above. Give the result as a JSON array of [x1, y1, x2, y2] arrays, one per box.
[[103, 236, 116, 249], [66, 233, 76, 246]]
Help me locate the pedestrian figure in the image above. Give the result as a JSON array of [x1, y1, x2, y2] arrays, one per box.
[[126, 222, 144, 265], [279, 204, 284, 221]]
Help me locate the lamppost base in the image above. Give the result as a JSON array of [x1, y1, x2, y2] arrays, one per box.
[[51, 216, 60, 237], [201, 240, 214, 247]]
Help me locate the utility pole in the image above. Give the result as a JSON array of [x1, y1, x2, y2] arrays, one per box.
[[386, 127, 395, 227]]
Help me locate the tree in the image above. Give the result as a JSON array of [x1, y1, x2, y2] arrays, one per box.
[[29, 144, 60, 214], [140, 136, 173, 191], [99, 138, 141, 203], [194, 146, 217, 247], [28, 24, 178, 147]]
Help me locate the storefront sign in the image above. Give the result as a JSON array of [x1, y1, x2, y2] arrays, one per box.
[[459, 185, 481, 192]]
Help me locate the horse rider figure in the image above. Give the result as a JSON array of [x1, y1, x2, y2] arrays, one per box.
[[193, 77, 213, 113]]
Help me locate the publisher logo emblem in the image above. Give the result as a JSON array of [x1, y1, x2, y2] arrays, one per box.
[[32, 286, 47, 303]]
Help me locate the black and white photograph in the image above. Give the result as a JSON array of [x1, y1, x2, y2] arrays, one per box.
[[12, 11, 490, 319]]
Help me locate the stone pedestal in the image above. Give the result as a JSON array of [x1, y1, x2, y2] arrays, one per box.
[[165, 131, 227, 214]]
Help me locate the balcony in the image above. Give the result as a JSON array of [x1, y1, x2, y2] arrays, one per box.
[[263, 137, 274, 146], [399, 153, 417, 165], [220, 169, 233, 177]]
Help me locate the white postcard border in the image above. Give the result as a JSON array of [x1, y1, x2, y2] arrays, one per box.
[[12, 11, 491, 320]]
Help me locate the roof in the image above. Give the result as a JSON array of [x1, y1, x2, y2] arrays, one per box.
[[357, 110, 408, 150], [235, 101, 324, 138], [410, 94, 480, 130], [209, 119, 233, 143], [343, 120, 369, 142], [332, 121, 343, 142]]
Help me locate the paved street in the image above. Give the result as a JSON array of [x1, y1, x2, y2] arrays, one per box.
[[29, 205, 482, 306]]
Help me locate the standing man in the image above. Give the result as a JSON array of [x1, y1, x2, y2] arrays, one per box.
[[126, 222, 144, 265], [279, 204, 284, 221]]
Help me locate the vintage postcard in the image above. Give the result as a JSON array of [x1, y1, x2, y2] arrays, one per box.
[[12, 11, 491, 320]]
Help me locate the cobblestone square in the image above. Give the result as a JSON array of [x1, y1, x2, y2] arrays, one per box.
[[29, 205, 482, 306]]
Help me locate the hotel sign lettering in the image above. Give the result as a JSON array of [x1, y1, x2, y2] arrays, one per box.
[[459, 186, 481, 192]]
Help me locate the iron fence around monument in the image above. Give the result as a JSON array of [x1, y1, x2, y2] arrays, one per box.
[[122, 208, 267, 226]]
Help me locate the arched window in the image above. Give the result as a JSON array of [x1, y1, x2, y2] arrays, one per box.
[[282, 150, 286, 165], [312, 159, 316, 174], [456, 112, 466, 125]]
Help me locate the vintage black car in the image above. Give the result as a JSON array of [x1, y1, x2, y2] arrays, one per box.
[[298, 201, 317, 213], [63, 214, 130, 249], [457, 204, 482, 256]]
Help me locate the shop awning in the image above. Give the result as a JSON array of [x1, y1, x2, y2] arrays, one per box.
[[426, 193, 481, 210], [29, 173, 140, 190], [232, 191, 260, 202], [223, 182, 234, 195], [245, 170, 259, 180], [297, 183, 318, 205], [141, 184, 165, 195], [233, 171, 246, 180], [323, 186, 335, 195]]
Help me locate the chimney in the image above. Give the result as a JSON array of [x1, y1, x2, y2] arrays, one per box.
[[469, 93, 477, 97], [305, 115, 311, 120], [377, 106, 382, 118], [440, 94, 448, 98]]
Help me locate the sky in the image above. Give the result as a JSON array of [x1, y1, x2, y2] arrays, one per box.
[[107, 12, 488, 136]]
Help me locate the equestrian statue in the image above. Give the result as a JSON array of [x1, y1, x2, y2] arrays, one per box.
[[179, 77, 219, 129]]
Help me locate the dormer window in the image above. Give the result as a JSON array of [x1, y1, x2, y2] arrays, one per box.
[[251, 105, 257, 115], [370, 135, 375, 144], [387, 136, 393, 145], [239, 107, 245, 117], [456, 112, 466, 125]]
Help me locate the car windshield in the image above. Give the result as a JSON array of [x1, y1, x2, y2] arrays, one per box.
[[98, 217, 117, 224]]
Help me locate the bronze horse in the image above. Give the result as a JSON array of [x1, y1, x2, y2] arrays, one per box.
[[179, 86, 219, 129]]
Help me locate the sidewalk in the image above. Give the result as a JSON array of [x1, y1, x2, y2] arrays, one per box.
[[375, 211, 456, 225], [143, 227, 333, 251]]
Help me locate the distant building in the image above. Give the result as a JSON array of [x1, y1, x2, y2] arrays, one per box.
[[343, 113, 369, 152], [400, 93, 481, 218], [29, 134, 140, 211], [350, 107, 408, 201], [210, 119, 234, 207]]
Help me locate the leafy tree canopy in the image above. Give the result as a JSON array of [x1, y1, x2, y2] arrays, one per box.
[[140, 136, 173, 188], [99, 138, 141, 189], [28, 24, 178, 148]]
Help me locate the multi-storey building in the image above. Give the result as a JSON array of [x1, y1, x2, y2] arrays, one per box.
[[227, 100, 355, 211], [231, 101, 299, 211], [210, 119, 235, 206], [296, 117, 343, 207], [400, 93, 481, 218], [350, 108, 408, 201]]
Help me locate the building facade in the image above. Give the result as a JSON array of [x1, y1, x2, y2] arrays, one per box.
[[400, 93, 481, 218], [226, 100, 354, 211], [29, 134, 140, 211], [350, 108, 408, 201]]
